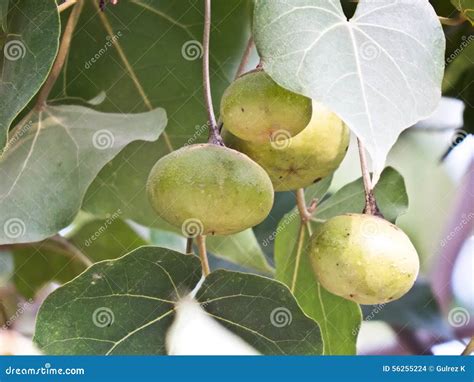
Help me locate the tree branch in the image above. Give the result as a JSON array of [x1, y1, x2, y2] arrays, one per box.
[[36, 0, 84, 109]]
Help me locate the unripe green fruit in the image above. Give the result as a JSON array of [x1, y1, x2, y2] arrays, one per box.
[[309, 214, 419, 305], [220, 70, 312, 142], [224, 102, 349, 191], [146, 144, 274, 236]]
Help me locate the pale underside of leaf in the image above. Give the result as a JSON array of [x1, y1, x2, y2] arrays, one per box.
[[254, 0, 445, 184], [0, 105, 166, 244]]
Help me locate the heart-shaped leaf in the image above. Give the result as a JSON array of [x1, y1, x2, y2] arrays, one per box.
[[0, 0, 60, 148], [34, 247, 202, 355], [0, 105, 166, 244], [35, 247, 322, 355], [254, 0, 445, 184]]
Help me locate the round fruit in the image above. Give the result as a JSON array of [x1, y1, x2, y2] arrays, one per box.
[[224, 102, 349, 191], [309, 214, 419, 305], [220, 70, 312, 142], [146, 144, 274, 236]]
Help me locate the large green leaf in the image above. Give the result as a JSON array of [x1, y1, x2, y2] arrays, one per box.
[[34, 247, 202, 355], [53, 0, 253, 226], [196, 270, 323, 355], [253, 0, 445, 184], [0, 0, 60, 148], [6, 218, 148, 299], [275, 167, 408, 354], [0, 105, 166, 244], [35, 247, 321, 355]]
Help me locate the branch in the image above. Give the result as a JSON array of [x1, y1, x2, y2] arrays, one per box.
[[356, 138, 381, 216], [202, 0, 223, 146], [196, 235, 210, 276], [36, 0, 84, 109]]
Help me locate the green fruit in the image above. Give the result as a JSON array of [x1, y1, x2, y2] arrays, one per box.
[[224, 102, 349, 191], [146, 144, 274, 236], [309, 214, 419, 305], [220, 70, 312, 142]]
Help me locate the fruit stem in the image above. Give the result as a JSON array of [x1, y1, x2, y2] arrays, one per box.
[[36, 0, 84, 110], [438, 15, 466, 26], [186, 238, 194, 255], [58, 0, 78, 12], [202, 0, 224, 146], [356, 138, 380, 216], [461, 337, 474, 356], [196, 235, 210, 276], [296, 188, 317, 223]]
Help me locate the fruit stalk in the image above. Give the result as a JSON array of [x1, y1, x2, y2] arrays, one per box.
[[356, 138, 380, 216], [202, 0, 224, 146], [196, 235, 210, 276]]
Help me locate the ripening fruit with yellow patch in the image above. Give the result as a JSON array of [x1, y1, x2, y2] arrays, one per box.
[[146, 144, 274, 236], [220, 70, 312, 142], [224, 102, 349, 191], [309, 214, 419, 305]]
